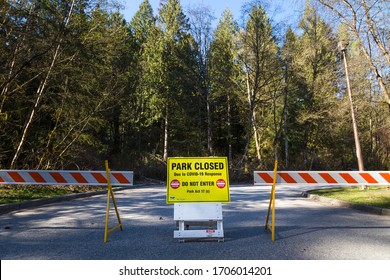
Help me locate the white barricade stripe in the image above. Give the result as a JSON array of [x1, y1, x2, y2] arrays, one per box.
[[0, 170, 133, 186], [254, 171, 390, 186]]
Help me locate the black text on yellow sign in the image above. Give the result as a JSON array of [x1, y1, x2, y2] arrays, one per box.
[[166, 157, 230, 203]]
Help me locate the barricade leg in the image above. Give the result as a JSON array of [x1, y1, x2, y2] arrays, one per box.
[[104, 160, 123, 243], [265, 160, 278, 241]]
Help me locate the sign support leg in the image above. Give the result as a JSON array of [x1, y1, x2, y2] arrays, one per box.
[[265, 160, 278, 241], [104, 160, 123, 243]]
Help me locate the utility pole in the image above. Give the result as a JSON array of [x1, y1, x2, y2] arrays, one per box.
[[338, 41, 365, 178]]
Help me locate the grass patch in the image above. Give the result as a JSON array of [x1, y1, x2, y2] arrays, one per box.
[[309, 186, 390, 209], [0, 185, 107, 204]]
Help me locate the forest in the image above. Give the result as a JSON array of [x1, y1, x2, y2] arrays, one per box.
[[1, 0, 389, 181]]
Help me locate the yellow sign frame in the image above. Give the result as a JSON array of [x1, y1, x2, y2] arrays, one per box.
[[166, 157, 230, 203]]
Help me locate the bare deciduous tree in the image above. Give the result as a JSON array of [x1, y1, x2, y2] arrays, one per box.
[[317, 0, 390, 111]]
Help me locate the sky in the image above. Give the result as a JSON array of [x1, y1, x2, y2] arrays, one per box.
[[122, 0, 305, 28]]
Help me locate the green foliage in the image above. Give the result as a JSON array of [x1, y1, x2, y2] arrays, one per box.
[[237, 3, 283, 169], [281, 3, 339, 170], [0, 0, 389, 181], [209, 9, 245, 161]]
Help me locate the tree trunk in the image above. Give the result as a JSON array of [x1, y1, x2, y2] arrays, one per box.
[[252, 110, 261, 167], [0, 5, 34, 113], [163, 109, 168, 162], [283, 94, 289, 168], [283, 65, 289, 168], [10, 0, 76, 168], [110, 105, 122, 156], [0, 47, 19, 113], [207, 91, 213, 155], [227, 93, 232, 166], [241, 69, 254, 167], [303, 122, 310, 169]]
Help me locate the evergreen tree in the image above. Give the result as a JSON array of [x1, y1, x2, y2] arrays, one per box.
[[238, 3, 282, 169], [280, 28, 298, 169], [1, 0, 388, 175], [209, 9, 244, 164], [294, 2, 338, 169], [187, 4, 215, 155], [0, 0, 131, 169], [125, 0, 156, 159], [130, 0, 155, 47], [140, 0, 198, 161]]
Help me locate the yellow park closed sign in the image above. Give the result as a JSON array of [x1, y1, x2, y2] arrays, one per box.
[[166, 157, 230, 203]]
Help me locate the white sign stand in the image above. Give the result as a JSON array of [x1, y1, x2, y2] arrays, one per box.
[[174, 203, 224, 242]]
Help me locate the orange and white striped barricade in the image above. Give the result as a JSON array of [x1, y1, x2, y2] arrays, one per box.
[[254, 171, 390, 186], [0, 170, 133, 186], [255, 169, 390, 242], [0, 165, 133, 243]]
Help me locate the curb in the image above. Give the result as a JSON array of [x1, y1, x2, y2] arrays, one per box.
[[0, 184, 158, 215], [301, 191, 390, 216]]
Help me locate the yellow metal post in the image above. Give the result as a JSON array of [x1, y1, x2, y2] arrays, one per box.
[[265, 160, 278, 241], [271, 172, 276, 241], [104, 160, 123, 243]]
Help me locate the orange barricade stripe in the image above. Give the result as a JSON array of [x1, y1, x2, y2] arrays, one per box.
[[339, 173, 358, 184], [28, 172, 47, 183], [113, 173, 130, 184], [257, 172, 274, 184], [359, 173, 378, 184], [319, 173, 337, 184], [92, 173, 107, 184], [299, 173, 317, 184], [70, 172, 88, 184], [8, 171, 25, 183], [49, 172, 67, 183], [380, 173, 390, 183], [279, 173, 297, 184]]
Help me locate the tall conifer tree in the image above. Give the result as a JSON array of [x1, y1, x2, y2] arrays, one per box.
[[209, 9, 243, 164]]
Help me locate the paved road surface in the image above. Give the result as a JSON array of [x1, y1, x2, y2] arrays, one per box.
[[0, 184, 389, 260]]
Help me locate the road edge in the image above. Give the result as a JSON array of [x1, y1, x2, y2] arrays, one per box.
[[301, 191, 390, 216]]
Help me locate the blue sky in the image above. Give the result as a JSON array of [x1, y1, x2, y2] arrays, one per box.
[[122, 0, 305, 28]]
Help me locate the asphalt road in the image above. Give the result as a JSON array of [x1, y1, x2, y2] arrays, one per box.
[[0, 184, 389, 260]]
